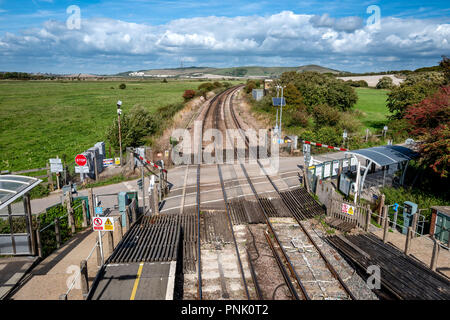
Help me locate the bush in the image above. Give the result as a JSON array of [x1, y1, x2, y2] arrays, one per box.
[[119, 83, 127, 90], [162, 78, 168, 83], [312, 104, 341, 127], [376, 76, 394, 89], [338, 112, 362, 133], [183, 90, 196, 101], [290, 110, 310, 127]]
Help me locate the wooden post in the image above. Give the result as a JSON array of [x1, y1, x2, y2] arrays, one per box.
[[80, 260, 89, 298], [377, 194, 385, 225], [81, 201, 88, 227], [107, 231, 114, 256], [88, 188, 95, 221], [383, 210, 389, 243], [47, 162, 54, 192], [69, 208, 76, 235], [430, 237, 440, 272], [55, 218, 61, 249], [405, 227, 413, 255], [35, 224, 43, 258], [152, 185, 159, 216], [411, 213, 419, 238]]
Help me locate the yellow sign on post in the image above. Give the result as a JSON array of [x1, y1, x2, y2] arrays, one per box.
[[104, 218, 114, 231], [115, 157, 121, 165]]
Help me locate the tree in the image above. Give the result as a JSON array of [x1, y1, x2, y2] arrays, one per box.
[[405, 86, 450, 136], [119, 83, 126, 89], [283, 83, 304, 112], [312, 104, 341, 128], [280, 71, 357, 111], [404, 86, 450, 177], [387, 75, 443, 119], [376, 76, 394, 89]]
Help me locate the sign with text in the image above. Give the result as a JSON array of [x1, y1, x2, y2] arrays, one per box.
[[75, 165, 89, 173], [93, 217, 114, 231], [49, 158, 63, 173], [103, 158, 114, 167]]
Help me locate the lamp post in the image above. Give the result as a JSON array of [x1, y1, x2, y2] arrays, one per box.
[[117, 100, 123, 167]]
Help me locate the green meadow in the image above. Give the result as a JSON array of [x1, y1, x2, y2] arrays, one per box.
[[353, 87, 391, 131], [0, 80, 238, 172]]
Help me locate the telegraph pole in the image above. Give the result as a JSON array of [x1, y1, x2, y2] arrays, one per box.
[[117, 100, 123, 167]]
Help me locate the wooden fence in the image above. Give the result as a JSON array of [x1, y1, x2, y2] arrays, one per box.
[[328, 196, 372, 231]]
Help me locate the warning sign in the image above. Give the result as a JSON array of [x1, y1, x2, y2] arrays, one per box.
[[104, 218, 114, 231], [92, 217, 115, 231], [341, 203, 355, 216]]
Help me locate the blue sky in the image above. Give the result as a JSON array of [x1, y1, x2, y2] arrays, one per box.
[[0, 0, 449, 74]]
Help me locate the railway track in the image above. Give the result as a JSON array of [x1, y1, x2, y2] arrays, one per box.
[[223, 87, 356, 300]]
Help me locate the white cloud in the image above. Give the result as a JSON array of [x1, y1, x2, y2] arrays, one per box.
[[0, 11, 449, 73]]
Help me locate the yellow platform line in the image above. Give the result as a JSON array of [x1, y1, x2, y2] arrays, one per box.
[[130, 262, 144, 300]]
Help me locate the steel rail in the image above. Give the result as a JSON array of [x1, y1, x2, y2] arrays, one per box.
[[214, 87, 252, 300], [227, 87, 355, 300], [221, 87, 309, 300]]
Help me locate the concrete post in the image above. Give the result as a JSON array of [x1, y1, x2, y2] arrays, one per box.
[[80, 260, 89, 298], [117, 216, 123, 240], [96, 233, 102, 267], [152, 185, 159, 216], [125, 206, 131, 232], [55, 218, 61, 249], [107, 231, 114, 256], [88, 188, 95, 222], [94, 156, 98, 182], [430, 237, 440, 272], [405, 227, 413, 255], [131, 205, 137, 225], [81, 201, 88, 228]]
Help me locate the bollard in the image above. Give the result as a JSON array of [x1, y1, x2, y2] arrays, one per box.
[[383, 212, 389, 243], [80, 260, 89, 298], [82, 201, 88, 228], [405, 227, 413, 255], [106, 231, 114, 256], [55, 218, 61, 249], [430, 237, 440, 272]]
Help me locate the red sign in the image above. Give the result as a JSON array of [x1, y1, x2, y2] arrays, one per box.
[[75, 154, 87, 167]]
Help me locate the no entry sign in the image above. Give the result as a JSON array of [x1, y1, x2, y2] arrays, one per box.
[[75, 154, 87, 167]]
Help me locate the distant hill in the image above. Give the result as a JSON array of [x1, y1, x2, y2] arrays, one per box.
[[116, 65, 342, 78]]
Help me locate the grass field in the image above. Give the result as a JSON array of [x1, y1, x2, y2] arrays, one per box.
[[0, 80, 240, 172], [353, 87, 391, 131]]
